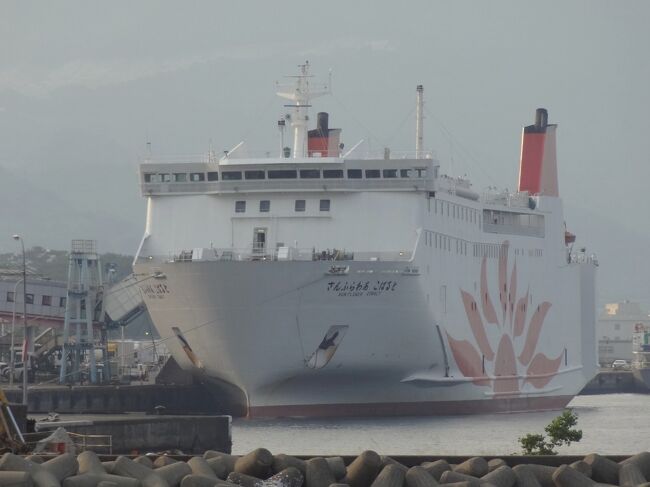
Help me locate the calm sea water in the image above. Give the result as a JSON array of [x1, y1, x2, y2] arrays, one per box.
[[231, 394, 650, 456]]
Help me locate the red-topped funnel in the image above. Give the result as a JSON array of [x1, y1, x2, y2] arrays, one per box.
[[518, 108, 559, 196], [308, 112, 341, 157]]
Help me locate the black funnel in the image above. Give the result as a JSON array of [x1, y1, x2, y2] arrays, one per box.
[[316, 112, 329, 135], [535, 108, 548, 129]]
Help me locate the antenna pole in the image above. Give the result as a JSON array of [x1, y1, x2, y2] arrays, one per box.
[[276, 61, 331, 159], [292, 62, 309, 158], [278, 119, 286, 157], [416, 85, 424, 159]]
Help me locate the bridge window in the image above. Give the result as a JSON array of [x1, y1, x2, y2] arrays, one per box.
[[207, 172, 219, 181], [222, 171, 242, 181], [400, 169, 412, 178], [365, 169, 380, 178], [383, 169, 398, 178], [245, 170, 265, 180], [144, 173, 155, 183], [347, 169, 362, 179], [59, 297, 67, 308], [260, 200, 270, 212], [26, 294, 34, 305], [190, 172, 205, 182], [173, 173, 187, 182], [323, 169, 344, 179], [235, 200, 246, 213], [320, 199, 330, 211], [6, 291, 14, 303], [300, 169, 320, 179], [268, 169, 297, 179], [42, 295, 52, 306], [295, 200, 306, 212], [160, 173, 171, 182]]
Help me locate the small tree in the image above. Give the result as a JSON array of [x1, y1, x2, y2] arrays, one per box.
[[519, 409, 582, 455]]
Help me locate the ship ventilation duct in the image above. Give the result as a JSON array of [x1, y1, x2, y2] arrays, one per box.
[[518, 108, 559, 197]]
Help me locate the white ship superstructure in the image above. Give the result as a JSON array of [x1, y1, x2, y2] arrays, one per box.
[[134, 63, 598, 417]]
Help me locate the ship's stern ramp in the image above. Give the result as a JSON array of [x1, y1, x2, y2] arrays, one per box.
[[103, 274, 146, 326]]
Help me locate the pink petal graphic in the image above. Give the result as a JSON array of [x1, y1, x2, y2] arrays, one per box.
[[525, 352, 563, 389], [446, 333, 490, 386], [493, 334, 519, 393], [480, 256, 499, 325], [518, 301, 552, 366], [513, 289, 529, 338], [508, 260, 517, 330], [461, 290, 495, 361], [498, 241, 510, 324]]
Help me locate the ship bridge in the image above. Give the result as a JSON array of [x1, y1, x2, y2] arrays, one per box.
[[136, 153, 442, 264], [139, 154, 438, 196]]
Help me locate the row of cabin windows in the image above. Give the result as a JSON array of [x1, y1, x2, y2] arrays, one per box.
[[424, 232, 470, 256], [6, 291, 66, 307], [423, 231, 543, 259], [235, 199, 331, 214], [430, 198, 481, 226], [144, 168, 426, 183], [515, 248, 544, 257], [146, 173, 207, 183]]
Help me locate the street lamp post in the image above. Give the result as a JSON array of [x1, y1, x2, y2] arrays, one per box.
[[9, 277, 24, 386], [12, 235, 28, 407]]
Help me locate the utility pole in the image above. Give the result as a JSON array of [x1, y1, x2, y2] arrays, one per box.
[[12, 235, 28, 406]]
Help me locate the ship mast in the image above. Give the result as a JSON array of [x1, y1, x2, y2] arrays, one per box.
[[415, 84, 424, 159], [277, 61, 331, 158]]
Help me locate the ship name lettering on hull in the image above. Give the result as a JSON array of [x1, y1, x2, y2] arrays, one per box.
[[140, 283, 170, 299], [327, 280, 398, 297]]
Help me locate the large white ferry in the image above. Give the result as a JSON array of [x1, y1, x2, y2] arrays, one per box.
[[133, 63, 598, 417]]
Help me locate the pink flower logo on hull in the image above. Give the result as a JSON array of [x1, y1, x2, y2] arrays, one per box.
[[446, 241, 562, 394]]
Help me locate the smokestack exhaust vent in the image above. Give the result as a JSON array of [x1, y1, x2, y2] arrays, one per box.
[[535, 108, 548, 129]]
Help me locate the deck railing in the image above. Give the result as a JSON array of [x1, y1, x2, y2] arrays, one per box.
[[139, 247, 413, 264]]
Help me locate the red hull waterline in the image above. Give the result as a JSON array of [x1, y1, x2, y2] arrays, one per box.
[[249, 395, 574, 418]]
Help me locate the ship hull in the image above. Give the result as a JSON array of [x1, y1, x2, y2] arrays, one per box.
[[136, 254, 596, 418], [247, 395, 574, 418]]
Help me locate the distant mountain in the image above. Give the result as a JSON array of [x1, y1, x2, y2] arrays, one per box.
[[0, 164, 142, 256], [0, 246, 134, 283]]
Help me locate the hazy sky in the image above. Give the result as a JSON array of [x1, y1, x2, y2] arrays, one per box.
[[1, 0, 649, 307]]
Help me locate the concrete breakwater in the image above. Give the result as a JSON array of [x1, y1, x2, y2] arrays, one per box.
[[3, 448, 650, 487]]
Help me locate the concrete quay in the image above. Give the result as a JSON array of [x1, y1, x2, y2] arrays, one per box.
[[35, 414, 232, 455], [3, 383, 239, 415], [580, 369, 650, 395]]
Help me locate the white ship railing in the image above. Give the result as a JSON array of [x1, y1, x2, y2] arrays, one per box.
[[138, 247, 413, 264], [141, 177, 432, 195], [482, 190, 532, 208], [142, 150, 435, 163]]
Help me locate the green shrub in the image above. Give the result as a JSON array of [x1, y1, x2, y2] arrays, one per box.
[[519, 409, 582, 455]]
